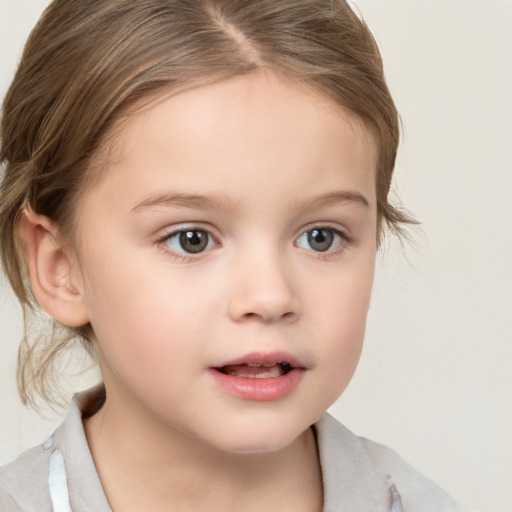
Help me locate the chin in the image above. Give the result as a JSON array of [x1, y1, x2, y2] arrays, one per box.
[[205, 417, 312, 455]]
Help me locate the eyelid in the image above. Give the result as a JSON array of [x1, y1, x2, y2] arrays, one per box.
[[295, 222, 351, 240], [156, 222, 219, 240]]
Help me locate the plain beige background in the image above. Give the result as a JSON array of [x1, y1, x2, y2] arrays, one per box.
[[0, 1, 511, 510]]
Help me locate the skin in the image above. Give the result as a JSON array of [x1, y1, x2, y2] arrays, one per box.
[[23, 71, 378, 511]]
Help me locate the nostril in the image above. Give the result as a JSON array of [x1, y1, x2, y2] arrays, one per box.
[[241, 312, 258, 320], [241, 310, 296, 323]]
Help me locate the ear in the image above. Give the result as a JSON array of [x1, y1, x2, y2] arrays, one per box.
[[18, 209, 90, 327]]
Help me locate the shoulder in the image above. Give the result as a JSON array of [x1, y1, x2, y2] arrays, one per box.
[[0, 385, 109, 512], [359, 435, 467, 512], [315, 413, 470, 512], [0, 441, 52, 511]]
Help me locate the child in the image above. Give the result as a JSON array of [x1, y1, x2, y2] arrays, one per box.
[[0, 1, 471, 510]]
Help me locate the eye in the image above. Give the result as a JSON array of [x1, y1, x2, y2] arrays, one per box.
[[295, 227, 344, 253], [164, 229, 216, 254]]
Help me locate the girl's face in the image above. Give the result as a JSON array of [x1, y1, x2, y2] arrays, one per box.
[[73, 71, 377, 453]]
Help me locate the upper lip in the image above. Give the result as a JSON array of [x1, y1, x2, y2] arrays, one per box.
[[212, 351, 305, 369]]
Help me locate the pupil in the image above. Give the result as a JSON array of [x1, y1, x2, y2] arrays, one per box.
[[179, 231, 208, 253], [308, 229, 333, 252]]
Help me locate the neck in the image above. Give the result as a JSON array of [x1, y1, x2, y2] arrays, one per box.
[[83, 385, 323, 512]]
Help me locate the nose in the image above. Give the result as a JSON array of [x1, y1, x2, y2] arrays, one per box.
[[227, 247, 300, 324]]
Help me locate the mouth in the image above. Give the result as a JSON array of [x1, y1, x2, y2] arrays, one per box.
[[209, 354, 305, 401], [214, 361, 294, 379]]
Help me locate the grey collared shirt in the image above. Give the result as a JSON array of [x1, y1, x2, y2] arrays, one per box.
[[0, 387, 469, 512]]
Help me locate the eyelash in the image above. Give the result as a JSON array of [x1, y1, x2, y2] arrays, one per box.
[[156, 225, 352, 262]]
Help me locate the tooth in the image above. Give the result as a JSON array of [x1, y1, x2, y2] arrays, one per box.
[[221, 365, 285, 378], [249, 367, 282, 378], [247, 363, 261, 367], [262, 363, 276, 367]]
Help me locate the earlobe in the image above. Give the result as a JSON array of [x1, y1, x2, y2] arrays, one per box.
[[18, 209, 90, 327]]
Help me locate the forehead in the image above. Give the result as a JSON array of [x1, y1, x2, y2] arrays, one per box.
[[81, 71, 377, 216]]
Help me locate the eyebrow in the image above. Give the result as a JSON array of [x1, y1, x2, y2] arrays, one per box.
[[130, 190, 370, 214], [295, 190, 370, 211], [130, 193, 240, 213]]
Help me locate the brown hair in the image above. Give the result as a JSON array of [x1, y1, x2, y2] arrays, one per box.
[[0, 0, 415, 406]]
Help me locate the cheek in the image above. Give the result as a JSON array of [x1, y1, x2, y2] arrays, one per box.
[[81, 250, 217, 372], [306, 252, 375, 393], [308, 249, 374, 328]]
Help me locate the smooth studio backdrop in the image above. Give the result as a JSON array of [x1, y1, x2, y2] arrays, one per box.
[[0, 1, 511, 510]]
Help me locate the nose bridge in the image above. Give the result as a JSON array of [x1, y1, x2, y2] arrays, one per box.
[[227, 239, 299, 323]]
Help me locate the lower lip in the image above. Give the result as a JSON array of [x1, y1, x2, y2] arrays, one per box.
[[208, 368, 305, 401]]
